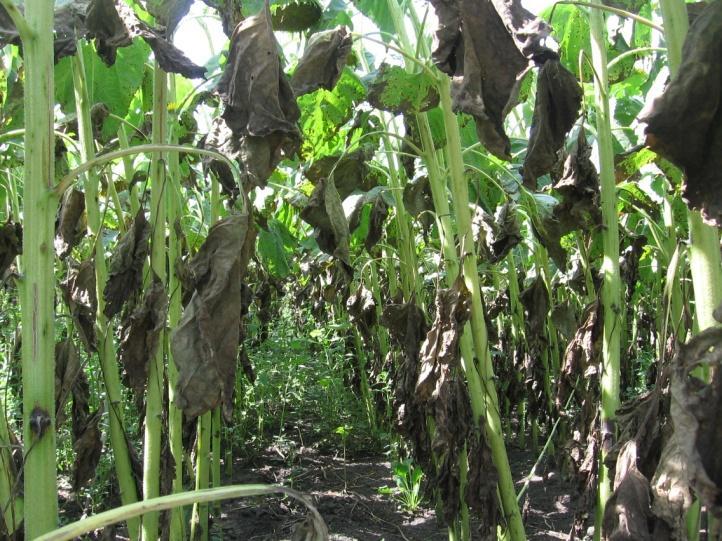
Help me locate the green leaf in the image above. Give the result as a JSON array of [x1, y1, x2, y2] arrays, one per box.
[[542, 5, 590, 80], [55, 41, 149, 140], [257, 219, 296, 278], [365, 64, 439, 115], [298, 68, 366, 158], [351, 0, 394, 40]]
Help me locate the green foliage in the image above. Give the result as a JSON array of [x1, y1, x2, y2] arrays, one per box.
[[257, 219, 297, 278], [378, 460, 424, 513], [55, 41, 149, 140], [298, 68, 366, 158], [365, 64, 438, 114]]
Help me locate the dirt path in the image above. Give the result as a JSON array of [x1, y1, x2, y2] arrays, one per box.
[[213, 446, 578, 540]]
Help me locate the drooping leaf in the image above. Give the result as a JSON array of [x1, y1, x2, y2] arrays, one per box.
[[465, 424, 499, 538], [0, 220, 22, 278], [216, 4, 300, 189], [403, 176, 434, 232], [119, 275, 169, 396], [172, 213, 252, 421], [522, 59, 582, 189], [602, 441, 654, 541], [72, 409, 103, 492], [55, 339, 83, 428], [104, 210, 151, 319], [291, 26, 352, 96], [552, 128, 602, 234], [142, 0, 193, 35], [520, 275, 549, 341], [475, 201, 522, 264], [300, 177, 351, 267], [85, 0, 207, 78], [667, 327, 722, 516], [416, 276, 471, 401], [429, 0, 553, 160], [346, 283, 376, 343], [366, 64, 439, 115], [557, 300, 601, 409], [60, 259, 98, 353], [200, 0, 243, 36], [305, 147, 379, 199], [55, 188, 86, 259], [641, 1, 722, 226]]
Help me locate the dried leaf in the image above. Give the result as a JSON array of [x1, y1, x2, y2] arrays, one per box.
[[0, 220, 22, 278], [104, 210, 151, 319], [200, 0, 242, 37], [60, 259, 98, 353], [305, 148, 379, 199], [172, 213, 251, 421], [55, 339, 83, 428], [55, 188, 86, 259], [86, 0, 206, 77], [476, 202, 522, 263], [217, 5, 300, 188], [429, 0, 551, 159], [557, 300, 602, 409], [667, 327, 722, 516], [417, 276, 471, 401], [522, 59, 582, 189], [603, 441, 653, 541], [641, 2, 722, 226], [520, 275, 549, 341], [553, 128, 602, 233], [72, 409, 103, 491], [119, 275, 169, 395], [466, 424, 499, 539], [291, 26, 352, 96], [300, 178, 351, 267], [346, 284, 376, 343]]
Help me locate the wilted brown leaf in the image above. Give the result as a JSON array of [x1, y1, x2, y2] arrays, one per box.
[[0, 220, 21, 279], [104, 210, 151, 319], [667, 327, 722, 517], [216, 5, 300, 189], [55, 339, 83, 428], [641, 1, 722, 226], [416, 276, 471, 401], [73, 409, 103, 492], [172, 213, 252, 421], [603, 441, 653, 541], [520, 275, 549, 341], [60, 259, 98, 353], [346, 284, 376, 343], [429, 0, 552, 160], [86, 0, 206, 77], [55, 189, 86, 259], [522, 59, 582, 189], [466, 424, 499, 539], [305, 148, 379, 199], [291, 26, 352, 96], [119, 275, 169, 396], [300, 178, 351, 267]]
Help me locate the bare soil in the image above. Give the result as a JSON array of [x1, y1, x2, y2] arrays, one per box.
[[212, 444, 578, 541]]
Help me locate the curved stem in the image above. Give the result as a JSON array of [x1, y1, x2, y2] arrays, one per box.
[[35, 485, 328, 541], [0, 0, 34, 41]]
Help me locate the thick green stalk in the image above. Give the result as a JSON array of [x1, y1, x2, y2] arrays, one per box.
[[212, 408, 222, 512], [438, 79, 525, 541], [166, 76, 186, 541], [71, 47, 141, 540], [141, 62, 168, 541], [589, 9, 622, 540], [19, 0, 58, 535]]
